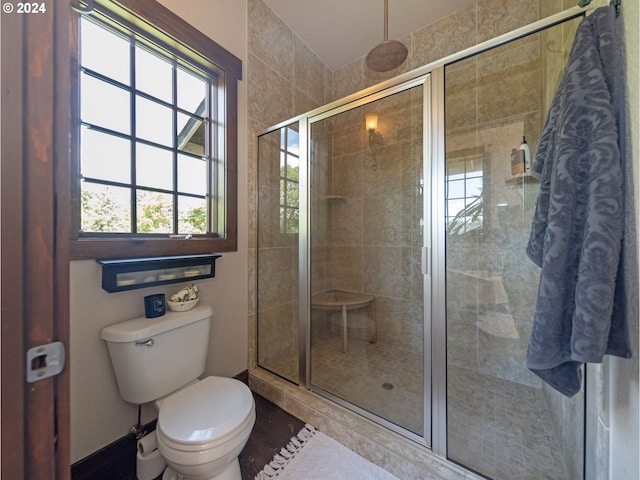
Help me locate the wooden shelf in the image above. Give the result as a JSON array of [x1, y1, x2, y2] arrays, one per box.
[[97, 253, 222, 293]]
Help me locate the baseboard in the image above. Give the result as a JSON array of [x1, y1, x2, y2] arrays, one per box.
[[71, 371, 248, 479], [234, 369, 249, 384], [71, 419, 157, 480]]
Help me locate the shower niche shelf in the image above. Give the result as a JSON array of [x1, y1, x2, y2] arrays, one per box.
[[97, 253, 222, 293], [505, 173, 539, 187]]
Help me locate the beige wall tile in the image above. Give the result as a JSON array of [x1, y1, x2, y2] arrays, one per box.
[[363, 193, 412, 247], [331, 197, 364, 246], [294, 35, 328, 105], [257, 247, 295, 307], [310, 245, 331, 294], [332, 58, 364, 100], [256, 302, 298, 375], [294, 87, 320, 118], [363, 246, 412, 299], [445, 60, 478, 133], [332, 123, 365, 157], [412, 5, 477, 68], [362, 142, 412, 197], [331, 245, 364, 291], [248, 0, 293, 81], [332, 151, 364, 197], [476, 40, 540, 125], [373, 296, 415, 346], [476, 0, 539, 43], [248, 53, 294, 127]]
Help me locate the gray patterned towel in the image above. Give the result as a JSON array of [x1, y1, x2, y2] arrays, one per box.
[[526, 5, 632, 397]]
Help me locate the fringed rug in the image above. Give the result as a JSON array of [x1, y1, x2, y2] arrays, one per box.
[[255, 424, 401, 480]]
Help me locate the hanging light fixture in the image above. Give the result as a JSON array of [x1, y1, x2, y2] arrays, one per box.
[[365, 0, 408, 72]]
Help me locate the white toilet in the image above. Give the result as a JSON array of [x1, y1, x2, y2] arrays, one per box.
[[101, 304, 255, 480]]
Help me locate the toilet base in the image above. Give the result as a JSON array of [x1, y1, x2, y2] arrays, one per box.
[[162, 457, 241, 480]]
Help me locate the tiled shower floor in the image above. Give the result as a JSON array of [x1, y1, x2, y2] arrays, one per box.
[[311, 333, 424, 435], [447, 365, 570, 479], [267, 330, 572, 480]]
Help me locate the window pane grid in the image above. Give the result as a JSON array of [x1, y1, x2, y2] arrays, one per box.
[[80, 126, 207, 207], [79, 16, 215, 236], [279, 127, 300, 234], [83, 65, 210, 122], [445, 156, 484, 234]]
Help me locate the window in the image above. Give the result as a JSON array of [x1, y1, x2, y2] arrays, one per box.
[[446, 147, 490, 235], [279, 127, 299, 234], [70, 1, 241, 259]]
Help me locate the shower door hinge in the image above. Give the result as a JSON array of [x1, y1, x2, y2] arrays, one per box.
[[26, 341, 66, 383], [422, 246, 430, 275]]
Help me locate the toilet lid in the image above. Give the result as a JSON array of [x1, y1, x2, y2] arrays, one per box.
[[157, 376, 254, 447]]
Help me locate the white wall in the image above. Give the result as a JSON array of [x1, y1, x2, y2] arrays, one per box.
[[70, 0, 248, 463], [610, 2, 640, 479], [588, 3, 640, 479]]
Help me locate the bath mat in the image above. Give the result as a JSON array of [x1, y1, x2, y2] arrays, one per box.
[[255, 424, 400, 480]]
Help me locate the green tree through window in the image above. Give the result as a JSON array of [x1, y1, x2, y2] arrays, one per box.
[[280, 127, 300, 234]]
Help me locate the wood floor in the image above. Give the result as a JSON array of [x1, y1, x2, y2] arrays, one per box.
[[239, 393, 306, 479], [71, 392, 306, 480]]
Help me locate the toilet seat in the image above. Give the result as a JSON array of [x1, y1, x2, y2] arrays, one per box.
[[156, 376, 255, 453]]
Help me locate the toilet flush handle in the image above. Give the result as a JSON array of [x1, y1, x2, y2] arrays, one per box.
[[135, 339, 155, 347]]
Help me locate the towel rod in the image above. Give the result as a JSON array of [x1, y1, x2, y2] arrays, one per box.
[[578, 0, 621, 15]]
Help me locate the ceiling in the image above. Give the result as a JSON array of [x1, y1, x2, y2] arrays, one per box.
[[262, 0, 476, 71]]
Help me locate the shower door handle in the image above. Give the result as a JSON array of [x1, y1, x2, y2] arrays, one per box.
[[422, 246, 430, 275]]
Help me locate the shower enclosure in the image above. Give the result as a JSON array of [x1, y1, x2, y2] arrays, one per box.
[[257, 10, 585, 480]]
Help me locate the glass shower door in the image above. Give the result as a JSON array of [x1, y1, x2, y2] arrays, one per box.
[[443, 17, 584, 480], [308, 80, 430, 441]]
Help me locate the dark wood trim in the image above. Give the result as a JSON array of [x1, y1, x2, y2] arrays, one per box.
[[70, 237, 238, 260], [70, 418, 158, 480], [103, 0, 242, 80], [68, 6, 81, 243], [23, 5, 59, 478], [55, 2, 73, 479], [225, 76, 239, 252], [1, 11, 26, 480]]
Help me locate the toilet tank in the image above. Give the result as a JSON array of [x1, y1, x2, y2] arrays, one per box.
[[101, 304, 212, 404]]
